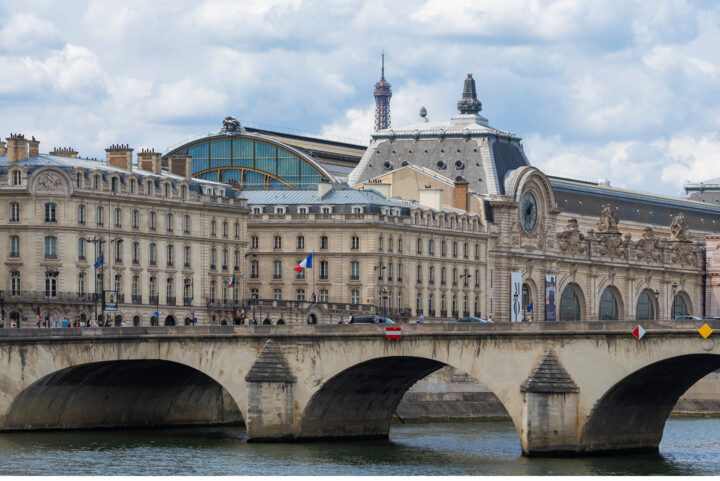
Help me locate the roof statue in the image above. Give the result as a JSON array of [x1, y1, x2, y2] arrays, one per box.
[[220, 116, 245, 135], [457, 73, 482, 115], [670, 214, 690, 241], [373, 51, 392, 131], [597, 205, 620, 233]]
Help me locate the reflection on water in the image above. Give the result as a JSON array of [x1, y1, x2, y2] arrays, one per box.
[[0, 418, 716, 476]]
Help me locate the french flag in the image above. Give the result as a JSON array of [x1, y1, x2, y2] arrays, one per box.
[[227, 276, 235, 288], [294, 253, 313, 272]]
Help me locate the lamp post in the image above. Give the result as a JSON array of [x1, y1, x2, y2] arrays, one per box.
[[671, 282, 678, 320], [86, 237, 106, 325], [654, 290, 660, 320], [107, 238, 123, 326], [460, 272, 471, 287], [243, 253, 257, 323], [374, 263, 386, 314], [45, 267, 59, 327]]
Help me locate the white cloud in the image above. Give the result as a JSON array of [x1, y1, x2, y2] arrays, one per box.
[[0, 13, 62, 54], [145, 79, 227, 122]]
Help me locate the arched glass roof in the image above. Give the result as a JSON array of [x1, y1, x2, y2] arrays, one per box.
[[164, 129, 337, 189]]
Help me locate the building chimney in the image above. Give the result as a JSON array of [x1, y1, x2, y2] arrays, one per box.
[[28, 136, 40, 157], [168, 154, 192, 178], [137, 148, 162, 174], [0, 140, 5, 157], [6, 134, 28, 163], [454, 177, 469, 211], [105, 144, 134, 170], [419, 188, 443, 211], [50, 147, 78, 158]]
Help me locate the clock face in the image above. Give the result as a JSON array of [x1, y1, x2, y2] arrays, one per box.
[[520, 192, 537, 231]]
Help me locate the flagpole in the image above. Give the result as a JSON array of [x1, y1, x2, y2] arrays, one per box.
[[312, 250, 316, 305]]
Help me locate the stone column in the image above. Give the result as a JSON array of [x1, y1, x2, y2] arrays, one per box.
[[245, 340, 298, 441]]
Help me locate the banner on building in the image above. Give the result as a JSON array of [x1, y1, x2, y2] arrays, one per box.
[[103, 290, 118, 311], [511, 272, 522, 322], [545, 275, 557, 321]]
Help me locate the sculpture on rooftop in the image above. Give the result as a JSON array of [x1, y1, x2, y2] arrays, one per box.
[[457, 73, 482, 115], [221, 117, 244, 135], [670, 214, 690, 241], [597, 205, 620, 233]]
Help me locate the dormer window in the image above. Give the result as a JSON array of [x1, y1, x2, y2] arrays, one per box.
[[351, 206, 364, 214], [130, 179, 136, 194], [392, 208, 400, 216], [164, 184, 170, 197], [251, 206, 263, 214], [320, 206, 333, 214], [11, 171, 21, 186], [274, 206, 287, 214], [298, 206, 309, 214], [93, 175, 100, 190]]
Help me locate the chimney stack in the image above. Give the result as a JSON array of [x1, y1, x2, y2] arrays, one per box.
[[137, 148, 162, 175], [0, 140, 5, 157], [6, 133, 28, 163], [28, 136, 40, 157], [168, 153, 192, 178], [105, 144, 134, 171], [454, 177, 469, 211], [51, 147, 78, 158]]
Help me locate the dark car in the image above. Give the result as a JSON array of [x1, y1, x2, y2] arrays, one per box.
[[452, 317, 492, 323], [349, 316, 395, 324]]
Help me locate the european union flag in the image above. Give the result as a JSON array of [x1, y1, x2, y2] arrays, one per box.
[[527, 302, 533, 312], [94, 254, 104, 269]]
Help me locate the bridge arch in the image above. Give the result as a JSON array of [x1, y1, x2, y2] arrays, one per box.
[[580, 354, 720, 453], [297, 353, 521, 441]]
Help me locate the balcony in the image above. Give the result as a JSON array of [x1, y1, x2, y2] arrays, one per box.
[[428, 310, 435, 317], [441, 310, 447, 317], [452, 310, 459, 318], [0, 290, 99, 304], [132, 295, 142, 305], [463, 311, 470, 317], [149, 295, 159, 305]]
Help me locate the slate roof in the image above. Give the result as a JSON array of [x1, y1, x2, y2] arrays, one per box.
[[237, 187, 405, 207], [520, 351, 579, 393], [245, 339, 296, 383]]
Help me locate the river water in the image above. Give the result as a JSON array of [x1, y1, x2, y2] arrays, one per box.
[[0, 418, 718, 476]]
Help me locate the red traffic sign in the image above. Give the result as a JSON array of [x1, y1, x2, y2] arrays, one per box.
[[190, 306, 195, 315], [386, 326, 402, 340], [632, 325, 646, 340]]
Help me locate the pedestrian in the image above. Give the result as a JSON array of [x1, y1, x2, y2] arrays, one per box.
[[121, 320, 126, 327], [53, 321, 59, 328], [419, 315, 424, 324], [61, 318, 69, 328], [348, 314, 353, 323], [373, 315, 380, 323], [488, 315, 494, 322]]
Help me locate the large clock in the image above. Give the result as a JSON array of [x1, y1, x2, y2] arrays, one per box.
[[520, 192, 537, 232]]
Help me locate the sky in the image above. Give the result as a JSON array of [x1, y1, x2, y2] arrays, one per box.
[[1, 0, 720, 196]]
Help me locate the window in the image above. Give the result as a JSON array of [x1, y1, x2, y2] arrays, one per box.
[[397, 263, 403, 282], [164, 184, 170, 198], [234, 222, 239, 238], [251, 236, 258, 249], [351, 261, 360, 280], [475, 269, 480, 288], [222, 221, 228, 238], [297, 236, 305, 250], [132, 275, 139, 298], [320, 261, 329, 280], [115, 274, 122, 294], [96, 206, 104, 226], [149, 212, 156, 231], [181, 185, 187, 199], [562, 286, 582, 321], [378, 236, 384, 252], [251, 207, 262, 214], [462, 269, 470, 287], [184, 246, 191, 267], [388, 237, 393, 253], [441, 267, 446, 285], [45, 270, 58, 298], [209, 281, 216, 302], [12, 170, 21, 186], [146, 181, 151, 196], [273, 260, 282, 279], [351, 236, 359, 250], [166, 277, 174, 300], [250, 288, 259, 300], [10, 202, 19, 222], [296, 289, 305, 301], [296, 259, 305, 279], [132, 242, 140, 264], [274, 236, 282, 249], [475, 244, 480, 260], [132, 210, 139, 229], [233, 250, 239, 270], [416, 265, 422, 283], [76, 173, 82, 188], [463, 242, 468, 259], [398, 237, 403, 253], [321, 206, 332, 214], [222, 249, 228, 270], [351, 206, 363, 214], [183, 279, 191, 300], [114, 241, 122, 263], [388, 262, 393, 281], [78, 205, 85, 225], [166, 214, 173, 232], [429, 266, 435, 285], [599, 289, 619, 320], [417, 238, 422, 255], [166, 245, 174, 267], [211, 221, 216, 236], [251, 260, 259, 278], [114, 208, 122, 228], [111, 177, 118, 193], [351, 289, 360, 305], [10, 235, 20, 257], [428, 239, 434, 256], [149, 243, 157, 265], [441, 241, 446, 257], [273, 289, 283, 301], [10, 271, 20, 296], [45, 203, 56, 222], [93, 175, 100, 190], [78, 273, 85, 295], [210, 248, 216, 268], [452, 242, 457, 258], [416, 293, 422, 313], [320, 236, 328, 250], [320, 289, 329, 302], [452, 268, 457, 286], [44, 236, 57, 259], [183, 215, 190, 234], [130, 179, 136, 194]]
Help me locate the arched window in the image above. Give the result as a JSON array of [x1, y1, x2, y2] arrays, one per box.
[[636, 291, 656, 321], [673, 294, 688, 317], [522, 283, 532, 318], [560, 285, 582, 321], [599, 288, 619, 320]]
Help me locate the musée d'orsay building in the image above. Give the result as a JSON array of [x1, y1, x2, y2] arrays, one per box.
[[0, 71, 718, 326]]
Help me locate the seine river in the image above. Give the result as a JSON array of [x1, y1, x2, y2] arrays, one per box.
[[0, 418, 718, 476]]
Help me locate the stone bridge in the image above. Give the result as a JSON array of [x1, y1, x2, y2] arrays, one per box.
[[0, 320, 717, 456]]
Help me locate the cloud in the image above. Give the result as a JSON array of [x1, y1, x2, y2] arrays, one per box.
[[145, 79, 227, 123], [0, 13, 62, 54]]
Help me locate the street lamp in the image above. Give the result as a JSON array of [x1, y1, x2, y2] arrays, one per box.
[[107, 238, 123, 326], [86, 237, 107, 325], [243, 252, 257, 322], [45, 268, 59, 328], [460, 272, 471, 287], [671, 282, 679, 320], [374, 263, 386, 315]]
